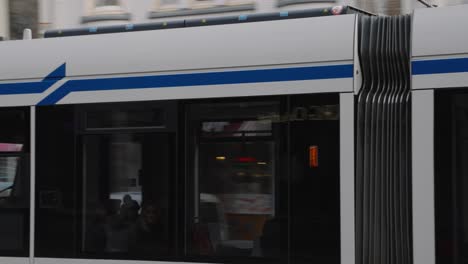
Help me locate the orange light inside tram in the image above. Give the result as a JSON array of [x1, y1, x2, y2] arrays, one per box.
[[309, 145, 318, 168]]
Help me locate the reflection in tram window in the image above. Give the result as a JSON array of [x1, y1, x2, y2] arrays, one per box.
[[83, 133, 173, 258], [0, 108, 30, 256], [187, 100, 284, 260], [35, 97, 340, 262], [199, 142, 274, 251], [36, 104, 176, 260]]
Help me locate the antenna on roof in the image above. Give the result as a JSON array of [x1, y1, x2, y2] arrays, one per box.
[[23, 29, 32, 40], [348, 5, 377, 16], [417, 0, 438, 7]]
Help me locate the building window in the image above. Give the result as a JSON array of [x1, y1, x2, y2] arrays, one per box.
[[155, 0, 185, 11], [90, 0, 125, 15], [189, 0, 253, 8], [190, 0, 219, 9], [277, 0, 336, 8], [154, 0, 253, 11], [224, 0, 254, 5], [95, 0, 119, 7], [82, 0, 130, 24]]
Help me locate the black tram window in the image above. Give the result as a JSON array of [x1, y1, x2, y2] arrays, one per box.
[[35, 95, 341, 263], [185, 100, 286, 263], [36, 102, 178, 261], [184, 94, 340, 264], [81, 101, 176, 131], [435, 90, 468, 264], [0, 107, 30, 256]]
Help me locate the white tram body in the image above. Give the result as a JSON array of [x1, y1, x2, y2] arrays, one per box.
[[0, 13, 354, 106], [0, 4, 465, 264], [412, 5, 468, 264]]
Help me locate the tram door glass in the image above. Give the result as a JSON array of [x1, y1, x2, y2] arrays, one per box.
[[0, 108, 29, 256], [289, 95, 340, 264], [82, 133, 174, 258], [35, 103, 177, 260], [186, 94, 340, 263], [436, 92, 468, 264], [186, 100, 287, 262]]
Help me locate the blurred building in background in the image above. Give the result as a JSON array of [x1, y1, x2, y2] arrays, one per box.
[[37, 0, 468, 36], [10, 0, 39, 39], [38, 0, 343, 36], [0, 0, 39, 40], [1, 0, 468, 39], [0, 0, 8, 40]]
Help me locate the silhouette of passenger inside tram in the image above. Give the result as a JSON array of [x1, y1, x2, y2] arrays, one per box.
[[120, 194, 140, 223], [85, 196, 170, 257], [86, 195, 140, 254], [129, 201, 169, 256]]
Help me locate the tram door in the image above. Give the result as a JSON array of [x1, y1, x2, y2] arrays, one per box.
[[289, 94, 340, 264], [81, 132, 175, 257], [187, 94, 340, 263], [436, 92, 468, 264]]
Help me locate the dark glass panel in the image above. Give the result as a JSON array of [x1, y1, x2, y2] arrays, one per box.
[[201, 120, 273, 138], [0, 108, 29, 152], [86, 108, 165, 129], [289, 94, 340, 264], [186, 100, 288, 263], [435, 91, 468, 264], [36, 105, 77, 257], [36, 103, 178, 261], [82, 133, 175, 259], [34, 95, 342, 263], [0, 107, 30, 256]]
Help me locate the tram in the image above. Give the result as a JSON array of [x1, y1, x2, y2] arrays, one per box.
[[0, 4, 465, 264]]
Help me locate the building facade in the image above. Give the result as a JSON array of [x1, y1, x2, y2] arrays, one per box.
[[0, 0, 8, 40], [0, 0, 40, 40], [31, 0, 468, 38], [9, 0, 39, 39], [38, 0, 343, 35]]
